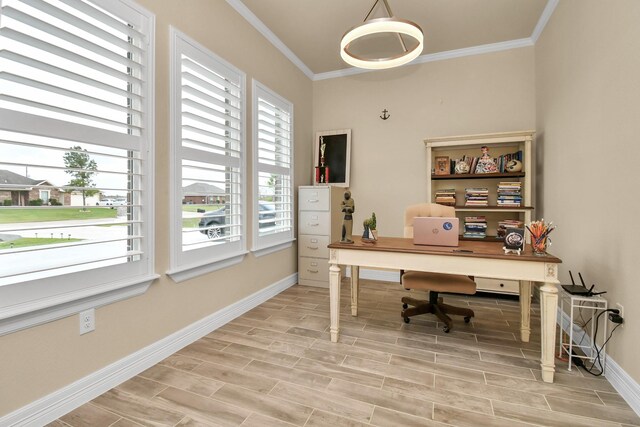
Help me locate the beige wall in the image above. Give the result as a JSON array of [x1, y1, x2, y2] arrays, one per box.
[[0, 0, 312, 416], [313, 48, 536, 237], [535, 0, 640, 382]]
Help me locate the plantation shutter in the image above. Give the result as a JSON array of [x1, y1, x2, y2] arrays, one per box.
[[171, 29, 245, 271], [0, 0, 152, 287], [253, 82, 293, 250]]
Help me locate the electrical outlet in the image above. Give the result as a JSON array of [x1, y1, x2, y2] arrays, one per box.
[[79, 308, 95, 335], [616, 303, 624, 327]]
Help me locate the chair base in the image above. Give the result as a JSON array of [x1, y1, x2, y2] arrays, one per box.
[[401, 292, 474, 333]]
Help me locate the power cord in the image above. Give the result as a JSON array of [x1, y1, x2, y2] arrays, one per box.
[[582, 308, 623, 376]]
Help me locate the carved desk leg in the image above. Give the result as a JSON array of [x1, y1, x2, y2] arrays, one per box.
[[329, 261, 342, 343], [351, 266, 359, 317], [539, 281, 559, 383], [519, 280, 532, 342]]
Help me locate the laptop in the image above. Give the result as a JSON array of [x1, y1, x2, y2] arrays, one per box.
[[413, 217, 460, 247]]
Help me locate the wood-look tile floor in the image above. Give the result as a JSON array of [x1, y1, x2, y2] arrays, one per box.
[[50, 280, 640, 427]]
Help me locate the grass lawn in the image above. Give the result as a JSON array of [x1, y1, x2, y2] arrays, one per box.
[[183, 218, 201, 228], [0, 207, 117, 224], [0, 237, 82, 250]]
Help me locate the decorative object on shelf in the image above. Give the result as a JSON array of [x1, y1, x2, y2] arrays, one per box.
[[502, 227, 525, 255], [474, 146, 498, 174], [380, 109, 390, 120], [505, 159, 523, 173], [362, 212, 378, 241], [340, 190, 355, 243], [314, 129, 351, 187], [434, 156, 450, 175], [454, 160, 470, 174], [526, 219, 555, 255], [315, 137, 329, 183], [341, 0, 423, 70]]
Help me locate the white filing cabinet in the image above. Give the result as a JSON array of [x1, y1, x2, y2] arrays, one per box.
[[298, 185, 343, 287]]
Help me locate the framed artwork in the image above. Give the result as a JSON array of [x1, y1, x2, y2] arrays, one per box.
[[314, 129, 351, 187], [434, 156, 450, 175]]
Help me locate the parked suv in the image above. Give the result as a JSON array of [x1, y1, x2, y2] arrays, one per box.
[[198, 202, 276, 239]]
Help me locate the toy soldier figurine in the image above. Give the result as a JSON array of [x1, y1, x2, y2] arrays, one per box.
[[340, 190, 355, 243]]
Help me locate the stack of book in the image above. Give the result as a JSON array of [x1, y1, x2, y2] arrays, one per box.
[[464, 216, 487, 239], [497, 219, 525, 239], [497, 182, 522, 207], [434, 189, 456, 206], [464, 188, 488, 207]]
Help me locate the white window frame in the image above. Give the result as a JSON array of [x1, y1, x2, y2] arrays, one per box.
[[167, 27, 247, 282], [251, 80, 294, 256], [0, 0, 157, 335]]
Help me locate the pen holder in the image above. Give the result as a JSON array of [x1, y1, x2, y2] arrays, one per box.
[[531, 237, 548, 256]]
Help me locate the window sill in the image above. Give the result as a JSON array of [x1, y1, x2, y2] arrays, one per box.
[[0, 274, 159, 336], [167, 251, 248, 283], [251, 238, 295, 258]]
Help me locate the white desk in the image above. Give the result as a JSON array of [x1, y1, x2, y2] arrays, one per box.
[[328, 237, 562, 383]]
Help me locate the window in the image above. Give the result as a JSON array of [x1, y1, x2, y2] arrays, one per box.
[[168, 28, 246, 282], [0, 0, 155, 332], [252, 81, 294, 254]]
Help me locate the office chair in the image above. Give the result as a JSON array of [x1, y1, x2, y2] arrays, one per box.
[[401, 203, 476, 332]]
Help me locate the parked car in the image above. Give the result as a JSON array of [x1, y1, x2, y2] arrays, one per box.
[[198, 202, 276, 239]]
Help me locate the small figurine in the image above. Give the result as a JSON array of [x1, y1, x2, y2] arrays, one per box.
[[475, 145, 498, 173], [340, 190, 355, 243]]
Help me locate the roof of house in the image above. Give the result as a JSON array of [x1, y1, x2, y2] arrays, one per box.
[[0, 169, 40, 186], [182, 182, 225, 196], [0, 170, 58, 191]]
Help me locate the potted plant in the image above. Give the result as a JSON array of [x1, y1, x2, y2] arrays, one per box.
[[362, 213, 378, 241], [369, 212, 377, 240]]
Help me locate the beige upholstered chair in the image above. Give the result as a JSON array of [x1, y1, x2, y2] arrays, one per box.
[[401, 203, 476, 332]]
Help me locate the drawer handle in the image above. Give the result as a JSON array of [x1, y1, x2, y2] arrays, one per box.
[[306, 246, 318, 250], [500, 283, 505, 287], [308, 223, 319, 226], [307, 269, 319, 273], [307, 199, 319, 203]]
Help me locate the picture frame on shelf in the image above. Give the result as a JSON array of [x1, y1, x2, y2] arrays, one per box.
[[434, 156, 450, 175], [314, 129, 351, 187]]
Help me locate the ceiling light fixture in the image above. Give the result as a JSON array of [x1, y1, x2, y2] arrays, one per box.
[[340, 0, 424, 70]]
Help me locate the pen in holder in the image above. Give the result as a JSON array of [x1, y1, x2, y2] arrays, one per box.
[[526, 219, 555, 255]]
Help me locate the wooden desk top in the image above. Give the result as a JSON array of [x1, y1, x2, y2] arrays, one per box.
[[329, 236, 561, 264]]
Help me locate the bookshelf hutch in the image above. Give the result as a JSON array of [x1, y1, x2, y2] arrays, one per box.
[[424, 130, 535, 295]]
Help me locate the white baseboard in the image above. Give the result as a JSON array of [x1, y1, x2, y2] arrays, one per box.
[[557, 307, 640, 416], [1, 273, 298, 427]]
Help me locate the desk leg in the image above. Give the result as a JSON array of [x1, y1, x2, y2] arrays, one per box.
[[350, 266, 359, 317], [519, 280, 532, 342], [329, 263, 342, 343], [540, 282, 559, 383]]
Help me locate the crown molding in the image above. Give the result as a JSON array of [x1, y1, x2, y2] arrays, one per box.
[[313, 38, 534, 81], [532, 0, 560, 43], [230, 0, 558, 81], [225, 0, 315, 80]]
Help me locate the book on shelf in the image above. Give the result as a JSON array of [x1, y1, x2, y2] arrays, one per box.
[[464, 187, 488, 207], [497, 181, 522, 207], [497, 219, 524, 239], [464, 216, 487, 239], [434, 188, 456, 206]]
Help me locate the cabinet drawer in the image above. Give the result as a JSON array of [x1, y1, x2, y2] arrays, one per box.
[[299, 257, 329, 282], [299, 211, 330, 235], [299, 188, 329, 211], [298, 235, 330, 258], [475, 277, 519, 294]]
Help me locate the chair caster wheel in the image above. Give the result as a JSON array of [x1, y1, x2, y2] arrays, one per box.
[[443, 325, 450, 333], [402, 303, 408, 309], [403, 317, 410, 324], [464, 316, 471, 323]]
